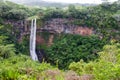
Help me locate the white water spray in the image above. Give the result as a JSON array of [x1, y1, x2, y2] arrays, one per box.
[[30, 19, 38, 61]]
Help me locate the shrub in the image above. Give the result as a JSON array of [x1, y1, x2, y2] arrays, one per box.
[[0, 55, 54, 80], [69, 43, 120, 80], [0, 44, 15, 59]]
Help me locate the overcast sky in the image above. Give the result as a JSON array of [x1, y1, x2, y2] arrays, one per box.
[[7, 0, 118, 4], [43, 0, 118, 4]]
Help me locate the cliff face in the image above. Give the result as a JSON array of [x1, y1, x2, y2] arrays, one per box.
[[44, 18, 93, 36], [5, 18, 94, 45], [39, 18, 93, 46], [5, 20, 30, 39], [5, 18, 94, 36]]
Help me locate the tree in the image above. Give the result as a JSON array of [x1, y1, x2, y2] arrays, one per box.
[[69, 43, 120, 80], [6, 9, 28, 20], [46, 34, 106, 69]]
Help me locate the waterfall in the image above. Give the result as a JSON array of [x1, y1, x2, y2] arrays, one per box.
[[30, 18, 38, 61]]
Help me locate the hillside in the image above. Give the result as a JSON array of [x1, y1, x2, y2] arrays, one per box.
[[7, 0, 98, 7]]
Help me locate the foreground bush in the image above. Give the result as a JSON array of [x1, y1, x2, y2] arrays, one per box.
[[0, 55, 55, 80], [0, 35, 16, 59], [69, 43, 120, 80], [0, 44, 15, 59]]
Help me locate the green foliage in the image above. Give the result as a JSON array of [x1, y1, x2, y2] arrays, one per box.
[[46, 34, 106, 69], [41, 2, 120, 40], [16, 35, 29, 55], [0, 18, 4, 24], [0, 1, 41, 20], [0, 28, 60, 80], [69, 60, 94, 75], [0, 44, 15, 59], [0, 25, 16, 44], [0, 23, 27, 55], [0, 35, 16, 59], [0, 36, 7, 44], [0, 55, 54, 80], [6, 9, 28, 20], [69, 43, 120, 80], [42, 8, 65, 20]]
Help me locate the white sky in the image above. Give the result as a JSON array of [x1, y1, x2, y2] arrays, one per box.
[[43, 0, 118, 4]]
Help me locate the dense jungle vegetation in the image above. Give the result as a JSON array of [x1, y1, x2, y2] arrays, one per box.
[[0, 0, 120, 80]]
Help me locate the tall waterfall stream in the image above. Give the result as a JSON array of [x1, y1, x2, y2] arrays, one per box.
[[30, 19, 38, 61]]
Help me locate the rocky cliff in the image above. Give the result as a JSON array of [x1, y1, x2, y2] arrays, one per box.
[[43, 18, 93, 36], [5, 18, 94, 45]]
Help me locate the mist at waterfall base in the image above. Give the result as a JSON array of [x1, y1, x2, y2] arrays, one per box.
[[30, 19, 38, 61]]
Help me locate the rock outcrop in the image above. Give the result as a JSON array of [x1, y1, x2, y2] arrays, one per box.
[[44, 18, 93, 36]]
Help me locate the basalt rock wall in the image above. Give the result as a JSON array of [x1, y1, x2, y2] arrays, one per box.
[[5, 18, 94, 45], [43, 18, 94, 36]]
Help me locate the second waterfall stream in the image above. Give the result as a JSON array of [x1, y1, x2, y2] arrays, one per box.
[[30, 18, 38, 61]]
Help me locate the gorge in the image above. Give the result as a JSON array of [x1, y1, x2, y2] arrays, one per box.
[[0, 1, 120, 79], [4, 18, 96, 62]]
